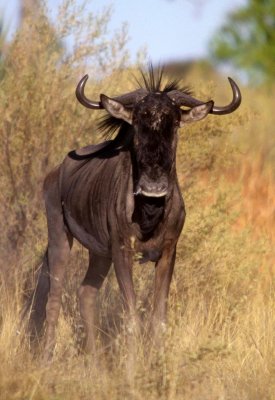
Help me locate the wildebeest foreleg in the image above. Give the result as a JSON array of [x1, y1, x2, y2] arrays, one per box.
[[152, 244, 176, 336], [78, 252, 112, 353], [112, 247, 138, 333]]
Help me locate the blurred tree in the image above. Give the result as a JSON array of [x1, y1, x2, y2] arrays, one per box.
[[17, 0, 62, 56], [0, 0, 45, 81], [19, 0, 42, 24], [209, 0, 275, 84]]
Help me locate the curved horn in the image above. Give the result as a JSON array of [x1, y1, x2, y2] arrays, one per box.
[[76, 74, 148, 110], [211, 77, 241, 115], [76, 74, 103, 109], [168, 77, 241, 115]]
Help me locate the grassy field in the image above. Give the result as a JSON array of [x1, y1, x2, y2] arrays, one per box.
[[0, 4, 274, 399]]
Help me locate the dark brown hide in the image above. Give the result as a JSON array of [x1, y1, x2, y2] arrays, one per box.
[[61, 143, 185, 257], [34, 138, 184, 358]]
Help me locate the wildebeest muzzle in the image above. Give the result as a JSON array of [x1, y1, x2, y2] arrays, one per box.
[[134, 173, 168, 197]]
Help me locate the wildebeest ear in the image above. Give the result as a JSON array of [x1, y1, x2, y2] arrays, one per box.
[[100, 94, 133, 124], [180, 100, 214, 126]]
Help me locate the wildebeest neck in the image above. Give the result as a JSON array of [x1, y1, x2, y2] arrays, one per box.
[[132, 195, 165, 240]]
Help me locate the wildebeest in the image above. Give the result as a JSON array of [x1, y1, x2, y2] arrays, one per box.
[[27, 68, 241, 359]]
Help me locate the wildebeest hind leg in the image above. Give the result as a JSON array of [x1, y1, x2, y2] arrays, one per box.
[[78, 252, 112, 353], [43, 170, 73, 361]]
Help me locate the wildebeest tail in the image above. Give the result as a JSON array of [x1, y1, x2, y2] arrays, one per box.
[[21, 249, 50, 342]]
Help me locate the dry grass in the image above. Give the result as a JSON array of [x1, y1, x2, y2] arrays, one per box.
[[0, 2, 274, 399]]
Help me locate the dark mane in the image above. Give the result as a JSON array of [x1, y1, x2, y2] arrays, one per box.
[[98, 64, 192, 139], [138, 63, 192, 95], [98, 115, 127, 139]]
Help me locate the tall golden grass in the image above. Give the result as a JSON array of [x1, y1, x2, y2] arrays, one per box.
[[0, 2, 274, 399]]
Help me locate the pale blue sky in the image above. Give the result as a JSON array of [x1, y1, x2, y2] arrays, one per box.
[[1, 0, 246, 63]]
